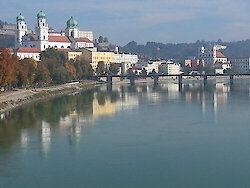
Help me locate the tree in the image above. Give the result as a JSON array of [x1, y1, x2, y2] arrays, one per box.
[[74, 58, 94, 79], [35, 62, 51, 84], [96, 61, 106, 75], [17, 58, 37, 87], [109, 63, 120, 75], [98, 36, 104, 43], [0, 48, 18, 89], [103, 37, 109, 43], [127, 68, 134, 75], [53, 66, 71, 84]]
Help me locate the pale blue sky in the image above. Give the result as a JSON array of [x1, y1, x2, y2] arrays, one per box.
[[1, 0, 250, 45]]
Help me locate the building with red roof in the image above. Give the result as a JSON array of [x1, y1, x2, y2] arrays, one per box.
[[15, 47, 41, 61], [198, 45, 228, 65], [15, 11, 94, 52]]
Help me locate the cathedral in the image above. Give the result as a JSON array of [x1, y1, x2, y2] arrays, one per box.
[[15, 11, 94, 51]]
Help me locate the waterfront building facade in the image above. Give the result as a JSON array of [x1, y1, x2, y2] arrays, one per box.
[[198, 45, 228, 65], [81, 48, 114, 71], [159, 61, 181, 75], [230, 58, 250, 73]]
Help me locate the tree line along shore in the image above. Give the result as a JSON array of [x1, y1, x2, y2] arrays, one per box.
[[0, 47, 118, 113], [0, 47, 121, 91]]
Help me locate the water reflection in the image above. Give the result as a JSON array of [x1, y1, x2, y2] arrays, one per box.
[[41, 121, 51, 157], [0, 82, 250, 157]]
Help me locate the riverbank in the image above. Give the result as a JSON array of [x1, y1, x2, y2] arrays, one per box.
[[0, 80, 100, 114]]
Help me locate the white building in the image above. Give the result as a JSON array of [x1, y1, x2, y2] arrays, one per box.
[[198, 45, 228, 65], [121, 62, 134, 74], [214, 62, 232, 74], [114, 53, 138, 64], [15, 47, 41, 61], [230, 58, 250, 73], [113, 48, 138, 74], [159, 61, 181, 75], [139, 60, 166, 74], [15, 12, 94, 52]]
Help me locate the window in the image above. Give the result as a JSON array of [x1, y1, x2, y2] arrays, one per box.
[[61, 46, 64, 48], [44, 36, 45, 40]]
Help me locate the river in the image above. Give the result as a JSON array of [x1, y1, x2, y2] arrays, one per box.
[[1, 81, 250, 188]]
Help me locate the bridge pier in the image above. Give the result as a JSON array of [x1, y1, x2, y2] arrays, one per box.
[[106, 76, 113, 85], [230, 75, 234, 84], [178, 75, 183, 85], [153, 75, 159, 85]]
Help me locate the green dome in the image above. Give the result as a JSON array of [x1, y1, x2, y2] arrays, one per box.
[[67, 16, 78, 28], [37, 11, 46, 19], [16, 14, 25, 22]]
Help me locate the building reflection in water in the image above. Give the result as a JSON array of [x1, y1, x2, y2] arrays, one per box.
[[41, 121, 51, 157], [3, 82, 248, 158], [20, 129, 29, 151]]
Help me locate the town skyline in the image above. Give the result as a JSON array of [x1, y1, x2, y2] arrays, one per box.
[[1, 0, 250, 45]]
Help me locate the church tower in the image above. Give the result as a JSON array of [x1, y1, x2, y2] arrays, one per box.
[[35, 11, 49, 51], [15, 13, 27, 47], [66, 17, 79, 38]]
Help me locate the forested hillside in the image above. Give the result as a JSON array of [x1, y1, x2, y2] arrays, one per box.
[[0, 20, 15, 48], [121, 40, 250, 62]]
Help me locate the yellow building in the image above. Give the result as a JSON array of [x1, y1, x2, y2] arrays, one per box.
[[67, 51, 82, 60], [81, 49, 114, 71]]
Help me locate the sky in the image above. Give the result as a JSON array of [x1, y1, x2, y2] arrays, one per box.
[[1, 0, 250, 45]]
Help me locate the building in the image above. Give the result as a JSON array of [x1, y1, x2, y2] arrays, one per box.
[[0, 24, 17, 35], [140, 60, 166, 74], [113, 53, 138, 74], [214, 62, 232, 74], [230, 58, 250, 73], [15, 47, 41, 61], [81, 48, 114, 71], [185, 56, 199, 70], [114, 53, 138, 64], [15, 12, 94, 51], [159, 61, 181, 75], [198, 45, 228, 65]]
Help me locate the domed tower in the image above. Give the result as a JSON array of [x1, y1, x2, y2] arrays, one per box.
[[15, 13, 27, 47], [35, 11, 49, 51], [66, 17, 79, 38]]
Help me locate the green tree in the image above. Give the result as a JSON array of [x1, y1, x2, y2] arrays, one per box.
[[74, 58, 94, 78], [96, 61, 106, 75], [35, 62, 51, 84], [98, 36, 104, 43], [103, 37, 109, 43], [109, 63, 120, 75], [53, 66, 71, 84]]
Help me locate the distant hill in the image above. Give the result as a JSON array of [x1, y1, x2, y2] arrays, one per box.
[[0, 20, 15, 48], [121, 40, 250, 63], [0, 34, 14, 48]]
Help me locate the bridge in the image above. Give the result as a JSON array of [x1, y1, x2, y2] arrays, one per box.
[[95, 73, 250, 85]]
